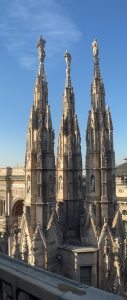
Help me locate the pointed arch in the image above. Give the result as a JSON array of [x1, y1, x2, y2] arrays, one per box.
[[12, 199, 24, 217]]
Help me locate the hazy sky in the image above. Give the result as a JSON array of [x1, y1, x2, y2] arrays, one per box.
[[0, 0, 127, 167]]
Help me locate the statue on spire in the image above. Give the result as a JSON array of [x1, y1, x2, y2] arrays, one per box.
[[92, 38, 101, 80], [64, 50, 71, 88], [37, 35, 46, 77], [37, 35, 46, 62], [92, 39, 99, 61]]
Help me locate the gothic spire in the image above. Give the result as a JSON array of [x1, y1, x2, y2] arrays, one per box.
[[64, 50, 71, 88], [91, 39, 105, 111], [92, 39, 100, 79], [34, 35, 48, 109], [37, 35, 46, 79]]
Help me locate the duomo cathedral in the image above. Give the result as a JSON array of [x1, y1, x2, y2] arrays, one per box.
[[0, 36, 127, 295]]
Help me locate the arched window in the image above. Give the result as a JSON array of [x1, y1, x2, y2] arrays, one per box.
[[0, 199, 5, 216], [12, 200, 24, 217], [91, 175, 95, 193], [58, 176, 63, 191]]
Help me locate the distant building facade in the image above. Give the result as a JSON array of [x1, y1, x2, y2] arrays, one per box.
[[0, 168, 25, 232], [0, 37, 126, 296]]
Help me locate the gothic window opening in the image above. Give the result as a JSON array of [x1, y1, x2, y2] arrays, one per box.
[[59, 176, 63, 191], [0, 199, 5, 216], [91, 175, 95, 193]]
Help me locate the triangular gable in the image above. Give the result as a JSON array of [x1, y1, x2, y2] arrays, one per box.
[[99, 221, 114, 249], [82, 207, 98, 247]]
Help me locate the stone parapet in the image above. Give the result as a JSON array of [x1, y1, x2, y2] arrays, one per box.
[[0, 254, 126, 300]]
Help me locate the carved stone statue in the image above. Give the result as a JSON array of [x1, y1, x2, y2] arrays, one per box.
[[37, 34, 46, 62], [64, 50, 71, 88], [92, 39, 99, 60], [37, 35, 46, 77]]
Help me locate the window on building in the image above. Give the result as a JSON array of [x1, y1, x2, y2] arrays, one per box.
[[12, 200, 24, 217], [80, 266, 92, 285], [0, 199, 5, 216]]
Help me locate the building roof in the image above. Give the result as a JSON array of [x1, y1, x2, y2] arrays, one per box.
[[116, 162, 127, 176]]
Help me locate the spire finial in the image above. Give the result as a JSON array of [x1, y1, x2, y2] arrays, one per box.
[[92, 38, 99, 62], [92, 39, 101, 79], [37, 35, 46, 77], [64, 50, 71, 88]]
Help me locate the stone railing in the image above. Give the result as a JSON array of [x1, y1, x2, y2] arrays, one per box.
[[0, 253, 126, 300]]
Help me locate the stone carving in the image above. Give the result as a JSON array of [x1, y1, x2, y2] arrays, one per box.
[[37, 34, 46, 63], [12, 190, 24, 196], [92, 39, 98, 60], [104, 236, 110, 278], [64, 50, 71, 88], [0, 199, 5, 215]]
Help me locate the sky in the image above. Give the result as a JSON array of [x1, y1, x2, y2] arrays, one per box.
[[0, 0, 127, 167]]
